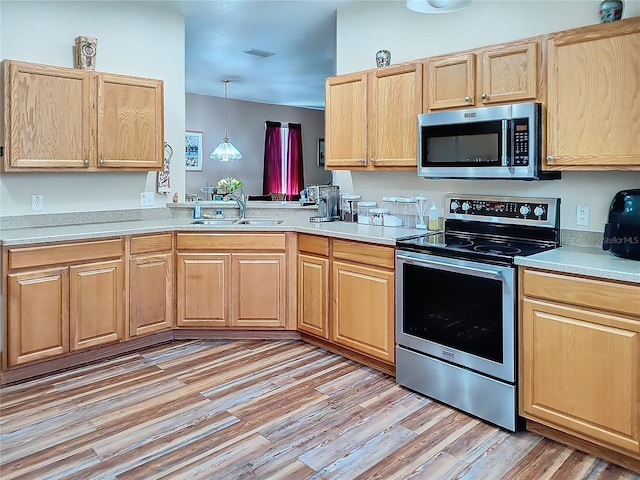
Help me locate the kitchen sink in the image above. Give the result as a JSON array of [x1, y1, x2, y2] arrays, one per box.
[[235, 219, 284, 225], [191, 219, 237, 225]]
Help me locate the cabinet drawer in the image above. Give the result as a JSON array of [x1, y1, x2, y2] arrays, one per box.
[[7, 239, 124, 270], [130, 233, 173, 255], [332, 239, 394, 269], [298, 234, 329, 256], [522, 269, 640, 318], [176, 233, 286, 251]]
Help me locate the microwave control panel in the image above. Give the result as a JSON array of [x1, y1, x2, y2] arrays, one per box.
[[513, 118, 529, 166]]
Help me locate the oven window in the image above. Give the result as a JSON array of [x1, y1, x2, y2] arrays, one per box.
[[421, 121, 502, 167], [402, 263, 503, 363]]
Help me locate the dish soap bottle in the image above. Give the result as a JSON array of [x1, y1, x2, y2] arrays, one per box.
[[193, 199, 201, 219], [428, 202, 439, 231]]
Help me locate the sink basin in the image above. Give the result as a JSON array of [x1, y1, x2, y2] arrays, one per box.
[[191, 219, 237, 225], [236, 219, 284, 225]]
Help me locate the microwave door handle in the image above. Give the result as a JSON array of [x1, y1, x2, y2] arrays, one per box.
[[501, 119, 510, 167], [396, 254, 503, 280]]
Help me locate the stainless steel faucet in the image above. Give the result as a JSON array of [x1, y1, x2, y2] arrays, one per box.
[[224, 193, 246, 219]]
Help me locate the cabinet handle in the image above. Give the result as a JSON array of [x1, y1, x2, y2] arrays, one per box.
[[464, 96, 471, 102], [83, 159, 89, 165], [371, 158, 376, 164], [546, 155, 554, 161], [99, 159, 105, 166], [359, 158, 365, 164], [481, 93, 487, 100]]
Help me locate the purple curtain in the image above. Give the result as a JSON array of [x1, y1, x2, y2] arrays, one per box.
[[263, 121, 282, 195], [286, 123, 304, 199]]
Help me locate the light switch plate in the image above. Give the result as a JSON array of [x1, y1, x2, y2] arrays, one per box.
[[140, 192, 154, 206]]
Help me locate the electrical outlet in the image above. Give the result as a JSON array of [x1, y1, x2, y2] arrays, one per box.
[[140, 192, 154, 206], [32, 194, 43, 211], [576, 205, 590, 226]]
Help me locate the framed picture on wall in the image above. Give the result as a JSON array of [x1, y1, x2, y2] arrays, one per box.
[[317, 138, 325, 167], [185, 130, 203, 171]]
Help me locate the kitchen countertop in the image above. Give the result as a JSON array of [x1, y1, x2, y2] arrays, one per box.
[[0, 216, 425, 248], [515, 245, 640, 284]]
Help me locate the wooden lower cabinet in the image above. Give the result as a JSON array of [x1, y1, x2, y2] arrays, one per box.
[[520, 268, 640, 464], [6, 267, 70, 366], [176, 253, 231, 327], [297, 253, 329, 339], [70, 259, 124, 351], [331, 260, 395, 363]]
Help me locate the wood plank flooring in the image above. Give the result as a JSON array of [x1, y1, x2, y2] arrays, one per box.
[[1, 339, 638, 479]]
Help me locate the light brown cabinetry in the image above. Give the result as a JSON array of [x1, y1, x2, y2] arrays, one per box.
[[331, 240, 395, 363], [325, 63, 422, 169], [520, 268, 640, 465], [425, 40, 540, 110], [175, 233, 289, 329], [2, 59, 164, 172], [129, 233, 174, 337], [297, 234, 330, 339], [3, 239, 124, 368], [545, 18, 640, 170]]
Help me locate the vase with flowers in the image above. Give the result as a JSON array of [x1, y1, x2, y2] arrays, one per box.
[[217, 177, 244, 196]]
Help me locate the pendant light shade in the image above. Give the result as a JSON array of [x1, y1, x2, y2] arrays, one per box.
[[405, 0, 470, 13], [210, 80, 243, 162]]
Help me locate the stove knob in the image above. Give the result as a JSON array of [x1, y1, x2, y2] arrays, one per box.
[[534, 206, 545, 217], [462, 201, 471, 212], [519, 205, 531, 216], [450, 200, 460, 211]]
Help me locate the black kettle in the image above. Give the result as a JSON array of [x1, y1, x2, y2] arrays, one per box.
[[603, 189, 640, 260]]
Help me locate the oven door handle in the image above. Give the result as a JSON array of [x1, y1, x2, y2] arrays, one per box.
[[396, 254, 504, 280]]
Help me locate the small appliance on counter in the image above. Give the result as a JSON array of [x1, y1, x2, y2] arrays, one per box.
[[307, 184, 340, 222], [603, 189, 640, 260]]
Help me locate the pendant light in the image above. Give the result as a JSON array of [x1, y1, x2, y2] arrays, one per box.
[[210, 80, 243, 162], [405, 0, 470, 13]]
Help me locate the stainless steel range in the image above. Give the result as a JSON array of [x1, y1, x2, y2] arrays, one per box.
[[395, 193, 560, 431]]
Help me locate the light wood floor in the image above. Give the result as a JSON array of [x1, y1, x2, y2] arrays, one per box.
[[1, 339, 638, 480]]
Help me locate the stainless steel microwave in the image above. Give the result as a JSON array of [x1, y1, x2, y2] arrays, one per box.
[[418, 102, 560, 180]]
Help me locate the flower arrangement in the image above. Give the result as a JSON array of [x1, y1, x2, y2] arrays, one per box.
[[217, 177, 244, 195]]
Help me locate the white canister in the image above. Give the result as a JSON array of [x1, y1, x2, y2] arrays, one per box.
[[396, 196, 417, 229], [369, 208, 389, 226], [357, 201, 377, 224]]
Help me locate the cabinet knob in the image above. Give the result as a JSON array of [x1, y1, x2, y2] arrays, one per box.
[[481, 93, 487, 100], [464, 96, 471, 102], [371, 158, 376, 164], [99, 159, 105, 166], [359, 158, 365, 164], [83, 159, 89, 165], [546, 155, 554, 161]]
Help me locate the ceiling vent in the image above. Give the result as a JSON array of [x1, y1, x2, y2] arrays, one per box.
[[243, 48, 276, 58]]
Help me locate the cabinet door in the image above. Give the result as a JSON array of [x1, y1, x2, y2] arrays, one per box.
[[331, 260, 394, 363], [129, 253, 173, 337], [97, 73, 164, 169], [232, 253, 286, 328], [521, 298, 640, 454], [325, 72, 367, 168], [480, 41, 538, 105], [3, 60, 93, 171], [6, 268, 69, 367], [369, 63, 422, 168], [546, 19, 640, 169], [297, 253, 329, 339], [426, 53, 475, 110], [69, 259, 124, 351], [176, 253, 230, 327]]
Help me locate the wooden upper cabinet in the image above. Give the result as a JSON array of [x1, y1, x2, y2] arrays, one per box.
[[325, 63, 422, 170], [2, 60, 94, 170], [425, 40, 540, 111], [98, 74, 164, 169], [546, 17, 640, 170], [325, 72, 368, 168], [2, 59, 164, 172]]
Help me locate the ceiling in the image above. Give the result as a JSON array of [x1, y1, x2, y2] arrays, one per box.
[[159, 0, 358, 110]]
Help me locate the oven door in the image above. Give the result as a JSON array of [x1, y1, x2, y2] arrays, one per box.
[[395, 250, 516, 382]]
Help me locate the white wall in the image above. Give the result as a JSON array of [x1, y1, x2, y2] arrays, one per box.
[[185, 93, 330, 197], [334, 0, 640, 232], [0, 1, 185, 216]]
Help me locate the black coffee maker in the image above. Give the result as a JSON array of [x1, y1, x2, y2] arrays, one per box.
[[603, 189, 640, 260]]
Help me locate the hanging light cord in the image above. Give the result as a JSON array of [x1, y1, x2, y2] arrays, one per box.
[[222, 80, 229, 142]]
